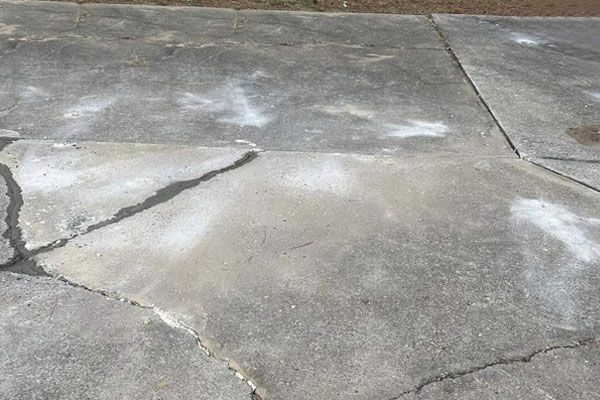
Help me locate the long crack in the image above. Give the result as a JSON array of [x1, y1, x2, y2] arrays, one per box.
[[0, 148, 263, 398], [41, 270, 261, 398], [388, 338, 596, 399], [29, 150, 259, 256]]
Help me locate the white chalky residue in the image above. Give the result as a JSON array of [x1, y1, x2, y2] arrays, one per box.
[[21, 86, 49, 101], [510, 33, 544, 46], [319, 103, 375, 120], [584, 90, 600, 102], [512, 198, 600, 326], [385, 120, 448, 138], [63, 96, 116, 119], [178, 82, 270, 128], [512, 199, 600, 263], [234, 139, 258, 147]]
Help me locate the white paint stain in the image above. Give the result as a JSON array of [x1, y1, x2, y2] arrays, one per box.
[[584, 90, 600, 102], [384, 120, 448, 138], [512, 198, 600, 326], [63, 96, 115, 119], [512, 199, 600, 263], [510, 33, 544, 46], [319, 103, 375, 120], [178, 82, 270, 128]]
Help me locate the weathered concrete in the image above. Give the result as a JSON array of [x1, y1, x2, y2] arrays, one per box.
[[0, 1, 512, 155], [402, 339, 599, 399], [434, 15, 600, 160], [531, 158, 600, 192], [35, 152, 600, 399], [0, 140, 251, 250], [0, 272, 252, 400], [0, 174, 14, 264]]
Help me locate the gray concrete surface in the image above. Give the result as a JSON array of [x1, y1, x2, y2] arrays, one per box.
[[0, 272, 252, 400], [35, 152, 600, 399], [402, 339, 600, 399], [0, 1, 512, 155], [0, 140, 250, 249], [2, 3, 600, 400], [434, 15, 600, 161], [531, 158, 600, 191]]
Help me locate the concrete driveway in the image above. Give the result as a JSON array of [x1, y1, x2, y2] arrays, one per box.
[[1, 2, 599, 399]]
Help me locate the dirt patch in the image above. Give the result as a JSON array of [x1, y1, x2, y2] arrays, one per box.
[[58, 0, 600, 16], [567, 125, 600, 145]]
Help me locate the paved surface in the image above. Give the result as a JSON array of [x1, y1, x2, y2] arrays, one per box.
[[434, 14, 600, 189], [1, 2, 599, 400]]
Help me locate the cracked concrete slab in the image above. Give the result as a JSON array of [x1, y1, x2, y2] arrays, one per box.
[[33, 152, 600, 399], [0, 272, 252, 400], [400, 339, 599, 399], [531, 158, 600, 192], [0, 140, 250, 250], [0, 2, 512, 156], [434, 15, 600, 160]]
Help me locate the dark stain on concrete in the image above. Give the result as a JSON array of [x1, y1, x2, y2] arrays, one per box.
[[567, 125, 600, 145]]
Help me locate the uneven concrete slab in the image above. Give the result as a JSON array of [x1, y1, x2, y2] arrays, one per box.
[[434, 15, 600, 160], [0, 272, 252, 400], [0, 173, 14, 264], [402, 339, 599, 399], [34, 152, 600, 399], [531, 158, 600, 192], [0, 140, 250, 250], [0, 2, 512, 155]]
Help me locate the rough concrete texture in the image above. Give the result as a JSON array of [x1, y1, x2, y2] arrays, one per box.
[[0, 272, 252, 400], [531, 158, 600, 192], [401, 339, 600, 399], [0, 140, 250, 249], [36, 152, 600, 399], [434, 15, 600, 161], [0, 174, 14, 264], [0, 2, 512, 155]]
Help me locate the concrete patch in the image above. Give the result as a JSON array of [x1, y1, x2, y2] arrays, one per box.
[[0, 175, 14, 264], [34, 152, 600, 399], [0, 2, 512, 155], [0, 272, 251, 400], [0, 140, 251, 250], [434, 15, 600, 160]]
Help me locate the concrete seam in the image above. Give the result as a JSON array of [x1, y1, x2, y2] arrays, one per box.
[[426, 14, 521, 158]]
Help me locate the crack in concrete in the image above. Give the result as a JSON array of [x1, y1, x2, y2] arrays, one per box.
[[0, 155, 48, 276], [28, 270, 261, 399], [30, 150, 259, 256], [427, 15, 520, 158], [388, 338, 596, 399], [0, 147, 262, 397], [533, 156, 600, 165], [528, 159, 600, 195]]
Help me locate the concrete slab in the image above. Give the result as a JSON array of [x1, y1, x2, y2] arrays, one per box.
[[0, 2, 512, 155], [531, 157, 600, 191], [433, 15, 600, 160], [0, 140, 250, 250], [0, 272, 252, 400], [0, 1, 439, 48], [402, 340, 599, 399], [34, 152, 600, 399]]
